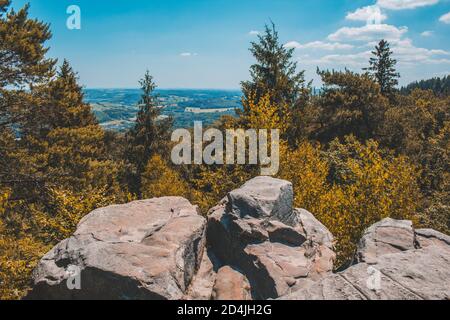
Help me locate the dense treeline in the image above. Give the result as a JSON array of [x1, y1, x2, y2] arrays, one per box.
[[1, 2, 449, 299], [401, 75, 450, 96]]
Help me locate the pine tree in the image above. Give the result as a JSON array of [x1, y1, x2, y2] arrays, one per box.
[[0, 2, 124, 298], [23, 60, 122, 194], [364, 39, 400, 96], [0, 0, 56, 188], [127, 71, 173, 194], [0, 0, 54, 88], [240, 22, 309, 146]]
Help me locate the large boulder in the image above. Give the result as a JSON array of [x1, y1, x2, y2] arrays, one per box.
[[207, 176, 336, 299], [27, 197, 206, 300], [227, 176, 296, 226], [26, 176, 450, 301]]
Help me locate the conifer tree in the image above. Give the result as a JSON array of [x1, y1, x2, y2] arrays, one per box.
[[240, 22, 309, 145], [364, 39, 400, 96], [0, 0, 55, 188], [23, 60, 121, 194], [127, 71, 173, 194]]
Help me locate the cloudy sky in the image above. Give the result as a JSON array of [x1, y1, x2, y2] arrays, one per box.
[[14, 0, 450, 88]]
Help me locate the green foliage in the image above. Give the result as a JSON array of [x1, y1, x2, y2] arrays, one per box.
[[0, 0, 55, 88], [126, 71, 174, 194], [240, 23, 310, 146], [364, 39, 400, 96], [312, 69, 388, 143]]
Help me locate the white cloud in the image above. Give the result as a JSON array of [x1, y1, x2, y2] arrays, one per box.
[[391, 38, 450, 65], [439, 12, 450, 24], [301, 51, 373, 67], [420, 30, 433, 37], [328, 24, 408, 42], [180, 52, 198, 57], [249, 30, 260, 36], [377, 0, 439, 10], [285, 41, 354, 50], [346, 5, 388, 24]]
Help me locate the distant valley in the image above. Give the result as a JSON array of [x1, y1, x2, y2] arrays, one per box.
[[84, 89, 242, 131]]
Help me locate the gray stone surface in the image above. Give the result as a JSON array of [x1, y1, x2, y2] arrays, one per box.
[[356, 218, 416, 264], [416, 228, 450, 248], [227, 176, 296, 226], [281, 246, 450, 300], [185, 249, 217, 300], [28, 197, 206, 300]]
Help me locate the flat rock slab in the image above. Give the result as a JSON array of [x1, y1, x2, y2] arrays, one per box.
[[281, 246, 450, 300], [28, 197, 206, 300]]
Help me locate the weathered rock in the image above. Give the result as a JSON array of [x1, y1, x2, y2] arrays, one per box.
[[28, 197, 206, 300], [281, 246, 450, 300], [207, 176, 335, 299], [28, 175, 450, 301], [356, 218, 416, 264], [416, 228, 450, 249], [184, 249, 218, 300], [212, 267, 251, 300], [296, 209, 334, 249], [265, 220, 306, 246], [227, 176, 296, 226]]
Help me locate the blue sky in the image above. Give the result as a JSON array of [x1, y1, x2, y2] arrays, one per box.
[[12, 0, 450, 88]]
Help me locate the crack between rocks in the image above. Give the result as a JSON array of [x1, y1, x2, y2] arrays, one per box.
[[378, 270, 426, 300], [416, 233, 450, 246], [375, 239, 411, 252], [88, 232, 126, 245], [338, 274, 370, 300]]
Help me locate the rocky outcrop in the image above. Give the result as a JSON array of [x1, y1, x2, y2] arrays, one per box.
[[27, 177, 450, 300], [207, 177, 336, 299], [27, 197, 206, 300], [281, 218, 450, 300]]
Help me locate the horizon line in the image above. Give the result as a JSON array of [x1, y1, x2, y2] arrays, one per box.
[[83, 87, 243, 91]]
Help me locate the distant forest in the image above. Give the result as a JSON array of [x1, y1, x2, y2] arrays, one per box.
[[401, 75, 450, 96]]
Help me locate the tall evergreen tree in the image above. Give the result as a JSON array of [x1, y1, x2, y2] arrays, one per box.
[[0, 0, 55, 190], [127, 71, 173, 194], [22, 60, 121, 194], [364, 39, 400, 96], [240, 22, 309, 146]]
